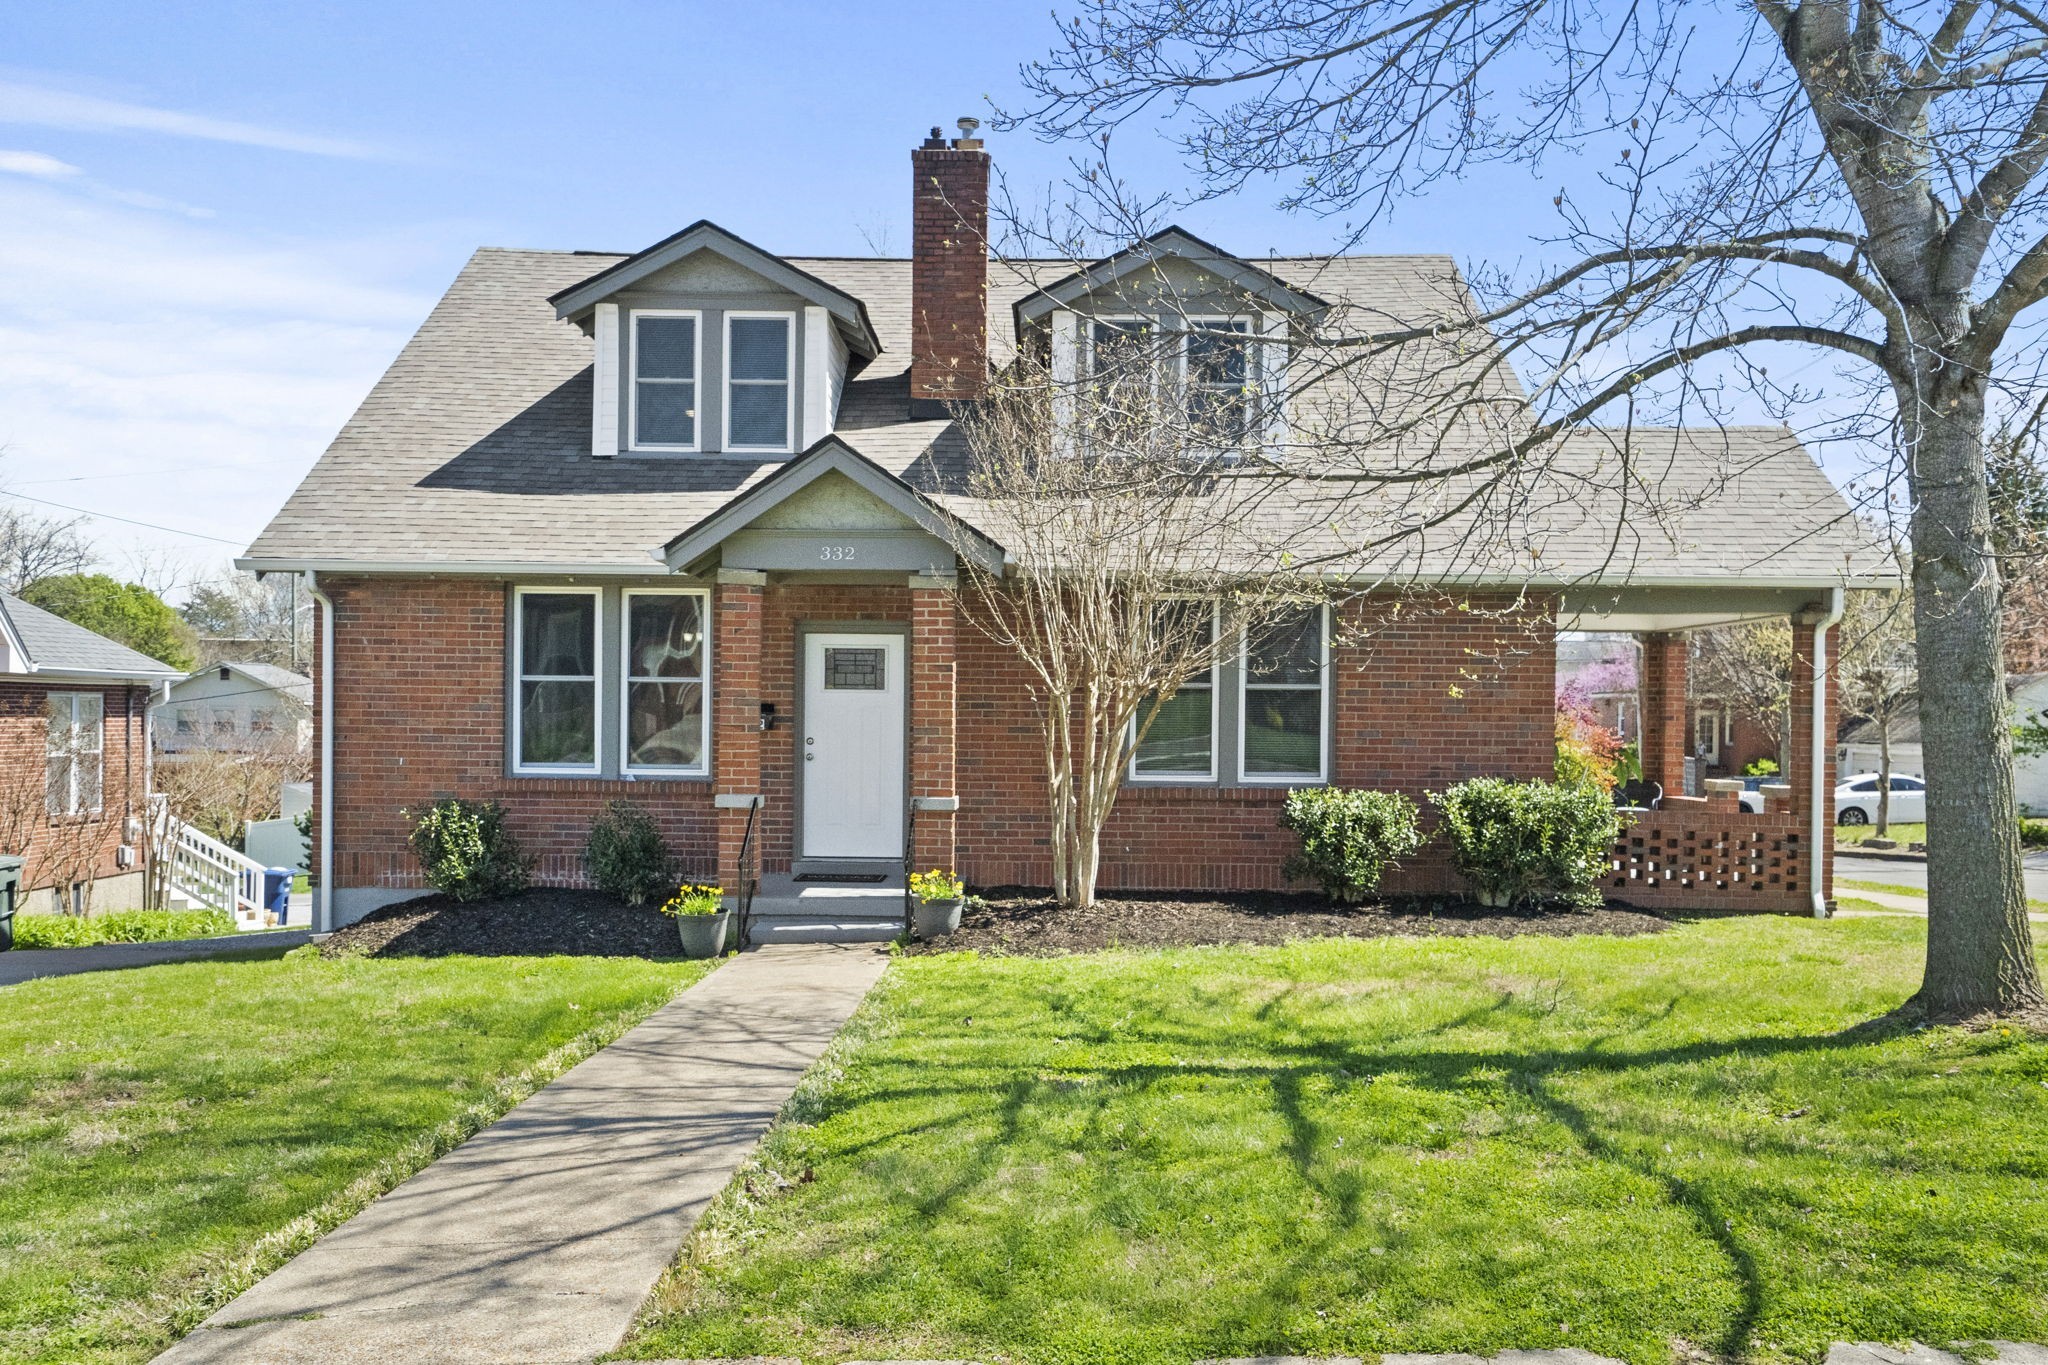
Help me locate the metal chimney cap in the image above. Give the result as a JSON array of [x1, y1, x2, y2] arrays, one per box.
[[956, 116, 981, 138]]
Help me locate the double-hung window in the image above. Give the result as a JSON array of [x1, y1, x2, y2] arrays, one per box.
[[46, 693, 103, 816], [726, 313, 793, 452], [1186, 318, 1252, 446], [514, 589, 600, 772], [632, 311, 699, 450], [1241, 605, 1327, 781], [1131, 601, 1218, 780], [1087, 317, 1160, 451], [622, 590, 709, 774]]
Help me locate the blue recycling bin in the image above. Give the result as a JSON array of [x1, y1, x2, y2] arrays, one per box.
[[263, 868, 292, 925]]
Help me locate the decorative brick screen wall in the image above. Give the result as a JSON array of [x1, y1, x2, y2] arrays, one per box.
[[1606, 797, 1810, 912]]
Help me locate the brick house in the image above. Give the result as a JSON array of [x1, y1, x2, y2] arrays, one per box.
[[241, 123, 1885, 931], [0, 593, 179, 914]]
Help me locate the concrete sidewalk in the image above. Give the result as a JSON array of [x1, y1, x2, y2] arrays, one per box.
[[156, 942, 889, 1365]]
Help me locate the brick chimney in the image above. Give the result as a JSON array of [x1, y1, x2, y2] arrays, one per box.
[[910, 119, 990, 407]]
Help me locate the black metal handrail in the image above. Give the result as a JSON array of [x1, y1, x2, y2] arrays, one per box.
[[901, 796, 918, 936], [735, 797, 760, 949]]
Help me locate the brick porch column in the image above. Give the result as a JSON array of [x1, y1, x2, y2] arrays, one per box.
[[713, 570, 766, 895], [1788, 610, 1839, 908], [908, 573, 959, 871], [1639, 631, 1689, 796]]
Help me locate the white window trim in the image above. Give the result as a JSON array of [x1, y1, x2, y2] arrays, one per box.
[[1694, 699, 1724, 765], [628, 309, 702, 453], [1128, 599, 1221, 784], [1237, 602, 1330, 785], [511, 586, 604, 776], [723, 310, 797, 455], [47, 692, 104, 816], [619, 588, 713, 777]]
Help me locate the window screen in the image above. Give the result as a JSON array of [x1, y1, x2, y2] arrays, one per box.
[[727, 315, 790, 448], [517, 592, 597, 768], [1243, 607, 1324, 778], [634, 314, 697, 448]]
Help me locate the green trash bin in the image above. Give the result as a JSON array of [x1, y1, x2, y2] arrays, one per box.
[[0, 855, 21, 953]]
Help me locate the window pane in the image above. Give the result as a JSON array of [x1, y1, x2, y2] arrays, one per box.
[[637, 382, 696, 446], [1135, 687, 1212, 774], [825, 647, 886, 690], [627, 681, 704, 769], [1244, 689, 1322, 775], [728, 382, 788, 447], [520, 594, 595, 677], [46, 754, 71, 816], [520, 680, 595, 765], [1247, 609, 1322, 684], [45, 695, 70, 753], [728, 317, 789, 380], [1153, 602, 1215, 685], [75, 750, 101, 811], [629, 595, 703, 679], [1188, 322, 1248, 386], [636, 316, 696, 380], [76, 694, 102, 748]]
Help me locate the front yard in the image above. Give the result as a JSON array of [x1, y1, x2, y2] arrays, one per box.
[[0, 943, 708, 1364], [627, 915, 2048, 1365]]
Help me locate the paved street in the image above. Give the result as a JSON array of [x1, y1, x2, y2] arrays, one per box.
[[1837, 849, 2048, 901], [0, 931, 313, 987]]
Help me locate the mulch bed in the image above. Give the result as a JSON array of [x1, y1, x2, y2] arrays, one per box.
[[318, 889, 685, 959], [899, 888, 1672, 957]]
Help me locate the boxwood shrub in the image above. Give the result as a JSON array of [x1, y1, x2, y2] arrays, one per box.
[[583, 800, 673, 906], [1279, 787, 1426, 902], [407, 798, 531, 903], [1430, 777, 1622, 909]]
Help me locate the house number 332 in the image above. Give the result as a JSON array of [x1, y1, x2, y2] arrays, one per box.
[[818, 544, 857, 562]]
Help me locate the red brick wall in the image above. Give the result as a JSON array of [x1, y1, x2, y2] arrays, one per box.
[[315, 578, 717, 893], [0, 680, 150, 902]]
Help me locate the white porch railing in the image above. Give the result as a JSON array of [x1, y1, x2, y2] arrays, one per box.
[[156, 803, 269, 928]]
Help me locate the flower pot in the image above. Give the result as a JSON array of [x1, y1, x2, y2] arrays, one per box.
[[675, 910, 730, 959], [912, 897, 964, 939]]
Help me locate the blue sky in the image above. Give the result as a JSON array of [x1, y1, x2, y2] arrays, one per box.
[[0, 1, 1601, 592]]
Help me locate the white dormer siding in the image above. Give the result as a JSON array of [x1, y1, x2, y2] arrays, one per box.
[[1050, 309, 1081, 459], [800, 305, 850, 449], [591, 303, 620, 459], [1259, 313, 1289, 454]]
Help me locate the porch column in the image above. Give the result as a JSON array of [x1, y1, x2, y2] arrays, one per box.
[[1788, 609, 1839, 910], [908, 573, 958, 871], [1639, 631, 1690, 796], [713, 570, 766, 895]]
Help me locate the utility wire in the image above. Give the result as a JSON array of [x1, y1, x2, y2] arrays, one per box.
[[0, 489, 246, 546]]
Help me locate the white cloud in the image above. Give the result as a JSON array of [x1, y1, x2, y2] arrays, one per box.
[[0, 176, 442, 581], [0, 148, 80, 179], [0, 80, 382, 160]]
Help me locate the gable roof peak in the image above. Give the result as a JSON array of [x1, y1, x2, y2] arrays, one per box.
[[549, 219, 881, 356], [1014, 225, 1331, 325]]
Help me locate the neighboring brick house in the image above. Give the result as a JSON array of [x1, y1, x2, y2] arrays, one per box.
[[0, 593, 180, 914], [241, 123, 1886, 930]]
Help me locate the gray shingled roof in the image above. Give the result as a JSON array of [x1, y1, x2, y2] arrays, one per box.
[[185, 660, 313, 706], [0, 593, 183, 680], [243, 247, 1886, 586]]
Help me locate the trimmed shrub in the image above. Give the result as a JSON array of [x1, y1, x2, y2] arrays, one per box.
[[406, 799, 531, 903], [1430, 777, 1623, 910], [14, 909, 237, 949], [1280, 787, 1426, 901], [2021, 818, 2048, 849], [583, 801, 674, 906]]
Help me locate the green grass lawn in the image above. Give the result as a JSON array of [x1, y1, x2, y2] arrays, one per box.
[[625, 917, 2048, 1365], [0, 945, 711, 1364], [1835, 822, 1926, 845]]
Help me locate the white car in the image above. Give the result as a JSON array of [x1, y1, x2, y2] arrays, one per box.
[[1835, 773, 1927, 825]]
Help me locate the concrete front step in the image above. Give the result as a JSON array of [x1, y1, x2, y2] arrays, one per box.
[[738, 872, 907, 942]]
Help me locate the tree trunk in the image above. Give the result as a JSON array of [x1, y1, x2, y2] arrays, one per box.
[[1877, 726, 1892, 835], [1905, 383, 2044, 1017]]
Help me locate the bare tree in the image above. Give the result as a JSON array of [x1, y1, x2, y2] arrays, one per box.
[[1695, 622, 1796, 771], [0, 455, 93, 596], [154, 733, 310, 850], [1009, 0, 2048, 1018], [181, 570, 313, 671], [946, 336, 1326, 907], [1839, 587, 1921, 832]]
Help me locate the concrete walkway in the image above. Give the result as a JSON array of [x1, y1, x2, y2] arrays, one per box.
[[0, 930, 313, 987], [156, 942, 889, 1365]]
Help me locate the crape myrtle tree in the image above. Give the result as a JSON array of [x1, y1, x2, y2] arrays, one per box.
[[1008, 0, 2048, 1019]]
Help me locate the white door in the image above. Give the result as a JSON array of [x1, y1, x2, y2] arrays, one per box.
[[801, 632, 905, 859]]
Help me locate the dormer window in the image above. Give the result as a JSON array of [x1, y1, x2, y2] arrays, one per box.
[[631, 312, 700, 451], [726, 313, 794, 453], [1186, 319, 1251, 445]]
